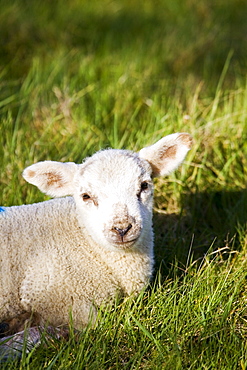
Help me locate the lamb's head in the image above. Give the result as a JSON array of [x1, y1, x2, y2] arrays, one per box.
[[23, 133, 192, 251], [73, 149, 154, 250]]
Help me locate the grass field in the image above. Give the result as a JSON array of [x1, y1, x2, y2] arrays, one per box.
[[0, 0, 247, 368]]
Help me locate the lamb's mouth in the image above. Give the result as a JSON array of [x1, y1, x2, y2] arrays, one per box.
[[104, 223, 142, 247], [107, 235, 140, 248], [113, 238, 138, 246]]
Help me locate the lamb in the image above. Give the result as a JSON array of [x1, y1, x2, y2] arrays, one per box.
[[0, 132, 192, 356]]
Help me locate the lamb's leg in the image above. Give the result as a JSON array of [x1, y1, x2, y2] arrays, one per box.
[[0, 311, 42, 361], [0, 326, 42, 361], [0, 325, 72, 362]]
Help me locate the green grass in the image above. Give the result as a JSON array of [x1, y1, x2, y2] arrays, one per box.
[[0, 0, 247, 368]]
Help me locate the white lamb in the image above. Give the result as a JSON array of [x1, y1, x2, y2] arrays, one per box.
[[0, 133, 192, 335]]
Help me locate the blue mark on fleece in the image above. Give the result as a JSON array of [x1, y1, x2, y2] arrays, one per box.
[[0, 207, 5, 213]]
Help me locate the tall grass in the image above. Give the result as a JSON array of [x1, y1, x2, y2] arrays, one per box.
[[0, 0, 247, 368]]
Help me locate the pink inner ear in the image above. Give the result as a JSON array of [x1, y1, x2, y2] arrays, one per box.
[[45, 172, 63, 188], [161, 145, 177, 160], [25, 170, 35, 178]]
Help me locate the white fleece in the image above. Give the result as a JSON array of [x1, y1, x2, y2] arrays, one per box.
[[0, 133, 192, 328]]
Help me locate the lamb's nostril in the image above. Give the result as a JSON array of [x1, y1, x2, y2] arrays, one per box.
[[114, 224, 132, 238]]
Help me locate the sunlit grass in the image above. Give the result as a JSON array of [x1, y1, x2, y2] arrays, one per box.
[[0, 0, 247, 368]]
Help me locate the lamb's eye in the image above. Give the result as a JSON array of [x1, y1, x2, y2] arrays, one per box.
[[138, 181, 149, 199], [81, 193, 91, 201], [140, 182, 148, 191]]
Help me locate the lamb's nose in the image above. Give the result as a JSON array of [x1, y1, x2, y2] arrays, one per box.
[[114, 224, 132, 237]]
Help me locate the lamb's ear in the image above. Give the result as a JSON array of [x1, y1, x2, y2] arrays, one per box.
[[23, 161, 78, 197], [139, 133, 192, 177]]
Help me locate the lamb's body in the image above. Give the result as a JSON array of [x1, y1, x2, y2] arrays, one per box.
[[0, 133, 192, 333], [0, 197, 152, 327]]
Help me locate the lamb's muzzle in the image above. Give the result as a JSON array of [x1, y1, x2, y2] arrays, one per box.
[[113, 224, 133, 241]]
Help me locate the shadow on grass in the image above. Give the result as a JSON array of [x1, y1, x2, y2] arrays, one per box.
[[1, 0, 247, 81], [153, 188, 247, 276]]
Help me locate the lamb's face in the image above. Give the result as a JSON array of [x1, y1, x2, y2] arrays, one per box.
[[73, 150, 154, 251], [23, 133, 192, 251]]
